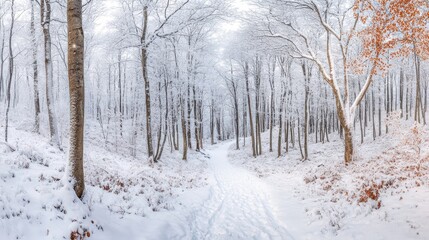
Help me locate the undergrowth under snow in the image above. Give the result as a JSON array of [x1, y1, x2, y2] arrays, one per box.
[[0, 122, 209, 240], [229, 121, 429, 239]]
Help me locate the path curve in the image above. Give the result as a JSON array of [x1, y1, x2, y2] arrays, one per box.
[[187, 142, 293, 240]]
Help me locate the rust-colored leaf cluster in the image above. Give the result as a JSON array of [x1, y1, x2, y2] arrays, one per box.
[[354, 0, 429, 73], [302, 124, 429, 210], [357, 180, 392, 209], [70, 230, 90, 240]]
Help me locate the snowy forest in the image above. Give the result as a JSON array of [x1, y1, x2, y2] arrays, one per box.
[[0, 0, 429, 239]]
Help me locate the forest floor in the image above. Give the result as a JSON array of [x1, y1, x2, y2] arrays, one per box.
[[1, 119, 429, 239], [0, 121, 210, 240], [229, 122, 429, 239]]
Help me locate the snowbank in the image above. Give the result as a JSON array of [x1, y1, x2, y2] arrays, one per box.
[[0, 126, 209, 240], [228, 123, 429, 239]]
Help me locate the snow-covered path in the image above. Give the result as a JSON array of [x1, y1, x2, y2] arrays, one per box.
[[187, 142, 293, 240]]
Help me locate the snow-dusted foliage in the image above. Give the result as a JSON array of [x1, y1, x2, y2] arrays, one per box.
[[0, 126, 209, 239], [0, 0, 428, 238], [229, 121, 429, 238]]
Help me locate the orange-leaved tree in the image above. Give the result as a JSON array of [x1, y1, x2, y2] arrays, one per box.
[[262, 0, 428, 164], [355, 0, 429, 123]]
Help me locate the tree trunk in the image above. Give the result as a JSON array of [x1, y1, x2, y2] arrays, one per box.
[[118, 51, 123, 136], [30, 0, 40, 133], [242, 91, 247, 147], [285, 120, 289, 152], [254, 57, 262, 155], [269, 60, 275, 152], [186, 42, 193, 149], [301, 63, 310, 160], [198, 98, 203, 149], [234, 96, 239, 150], [414, 53, 425, 124], [155, 77, 169, 161], [245, 62, 256, 157], [297, 117, 304, 159], [331, 86, 354, 164], [344, 126, 353, 164], [277, 82, 286, 158], [0, 34, 4, 102], [4, 0, 14, 142], [41, 0, 60, 147], [228, 65, 240, 150], [193, 84, 200, 151], [180, 96, 187, 160], [67, 0, 85, 199], [210, 94, 214, 145], [141, 5, 154, 159]]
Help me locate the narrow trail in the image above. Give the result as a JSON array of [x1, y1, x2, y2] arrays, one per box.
[[187, 142, 293, 240]]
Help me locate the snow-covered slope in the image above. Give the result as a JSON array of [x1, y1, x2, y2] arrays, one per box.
[[0, 125, 209, 240], [229, 124, 429, 239], [1, 120, 429, 240]]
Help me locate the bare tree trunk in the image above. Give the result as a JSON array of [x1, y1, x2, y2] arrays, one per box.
[[301, 63, 310, 160], [227, 64, 240, 150], [155, 77, 169, 161], [67, 0, 85, 198], [331, 87, 354, 164], [30, 0, 40, 133], [378, 80, 382, 136], [242, 91, 247, 147], [216, 114, 221, 141], [171, 42, 180, 151], [297, 117, 304, 159], [358, 82, 364, 144], [180, 95, 187, 160], [41, 0, 60, 147], [285, 120, 289, 152], [118, 51, 123, 136], [186, 83, 192, 149], [424, 77, 428, 119], [234, 93, 239, 150], [414, 52, 425, 124], [4, 0, 14, 142], [254, 56, 262, 155], [315, 108, 319, 143], [277, 82, 286, 157], [186, 40, 193, 149], [268, 59, 275, 152], [198, 98, 203, 149], [210, 93, 214, 145], [193, 84, 200, 151], [400, 67, 404, 118], [324, 110, 329, 142], [154, 82, 163, 161], [0, 32, 4, 102], [385, 75, 390, 133], [141, 5, 154, 159], [245, 62, 256, 157]]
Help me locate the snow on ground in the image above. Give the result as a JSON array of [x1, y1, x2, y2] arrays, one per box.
[[188, 141, 292, 239], [1, 116, 429, 239], [229, 122, 429, 239], [0, 120, 209, 240]]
